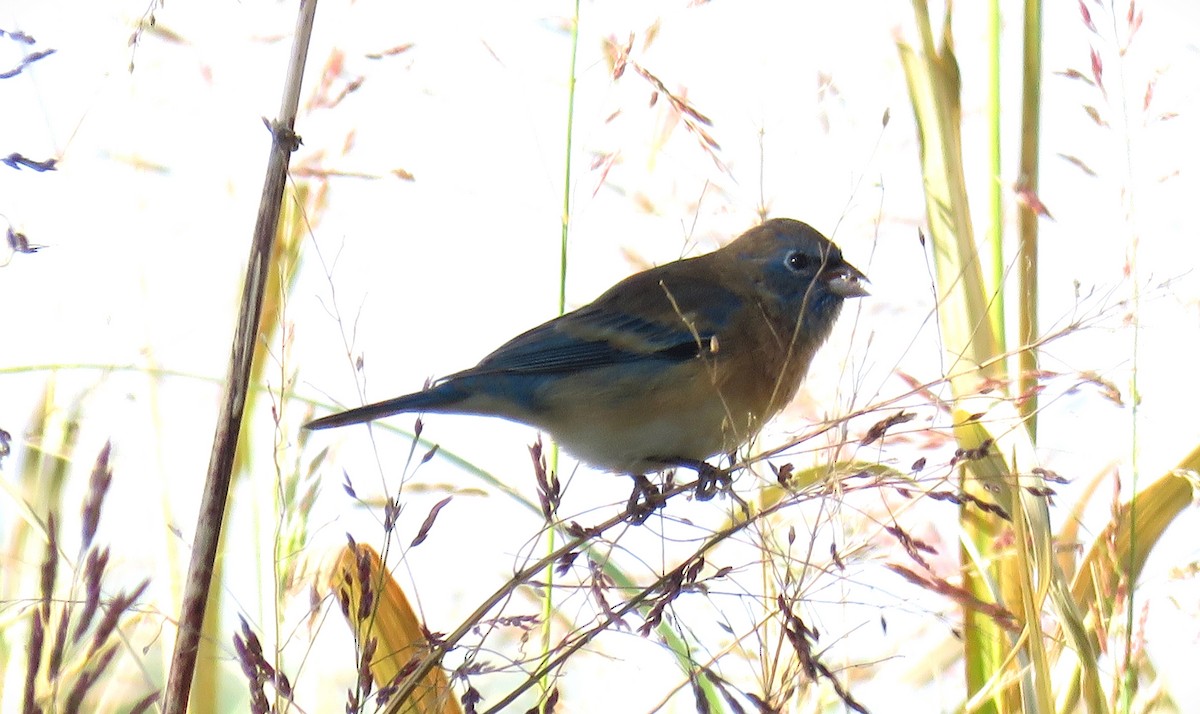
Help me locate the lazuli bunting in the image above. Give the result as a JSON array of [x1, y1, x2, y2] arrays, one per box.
[[306, 218, 867, 497]]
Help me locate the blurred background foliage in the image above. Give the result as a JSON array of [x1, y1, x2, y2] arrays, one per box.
[[2, 0, 1198, 712]]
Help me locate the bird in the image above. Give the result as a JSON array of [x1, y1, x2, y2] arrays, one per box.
[[306, 218, 867, 505]]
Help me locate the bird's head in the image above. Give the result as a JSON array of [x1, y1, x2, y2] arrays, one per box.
[[728, 218, 868, 338]]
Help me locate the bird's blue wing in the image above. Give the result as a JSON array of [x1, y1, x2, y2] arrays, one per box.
[[467, 311, 699, 375], [457, 266, 742, 377]]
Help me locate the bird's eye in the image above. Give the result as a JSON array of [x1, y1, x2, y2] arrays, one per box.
[[785, 251, 820, 273]]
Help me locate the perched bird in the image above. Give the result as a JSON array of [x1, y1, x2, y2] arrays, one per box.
[[306, 218, 867, 500]]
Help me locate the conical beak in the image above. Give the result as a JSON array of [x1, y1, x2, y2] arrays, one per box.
[[825, 261, 870, 298]]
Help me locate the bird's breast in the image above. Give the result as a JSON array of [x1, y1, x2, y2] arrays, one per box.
[[517, 356, 757, 472]]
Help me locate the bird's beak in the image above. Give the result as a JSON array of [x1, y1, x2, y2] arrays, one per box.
[[825, 262, 870, 298]]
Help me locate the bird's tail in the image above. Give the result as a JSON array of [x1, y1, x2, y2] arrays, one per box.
[[304, 383, 467, 431]]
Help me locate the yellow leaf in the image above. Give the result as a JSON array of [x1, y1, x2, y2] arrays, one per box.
[[330, 543, 461, 714]]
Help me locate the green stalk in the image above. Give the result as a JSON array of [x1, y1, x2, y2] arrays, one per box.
[[539, 0, 581, 702], [988, 0, 1005, 352], [898, 3, 1025, 710], [559, 4, 578, 319], [1016, 0, 1042, 435]]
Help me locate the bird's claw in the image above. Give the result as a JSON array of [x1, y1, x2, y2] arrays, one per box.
[[693, 462, 732, 501], [627, 474, 665, 524], [627, 459, 739, 523]]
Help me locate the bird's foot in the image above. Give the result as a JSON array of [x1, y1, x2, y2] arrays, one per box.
[[655, 458, 731, 501], [626, 474, 664, 525], [693, 461, 732, 501], [649, 456, 747, 514], [628, 458, 743, 522]]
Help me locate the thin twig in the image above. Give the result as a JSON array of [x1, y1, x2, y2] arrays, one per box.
[[161, 2, 319, 711]]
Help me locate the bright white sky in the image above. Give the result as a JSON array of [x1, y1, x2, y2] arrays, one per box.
[[3, 0, 1199, 711]]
